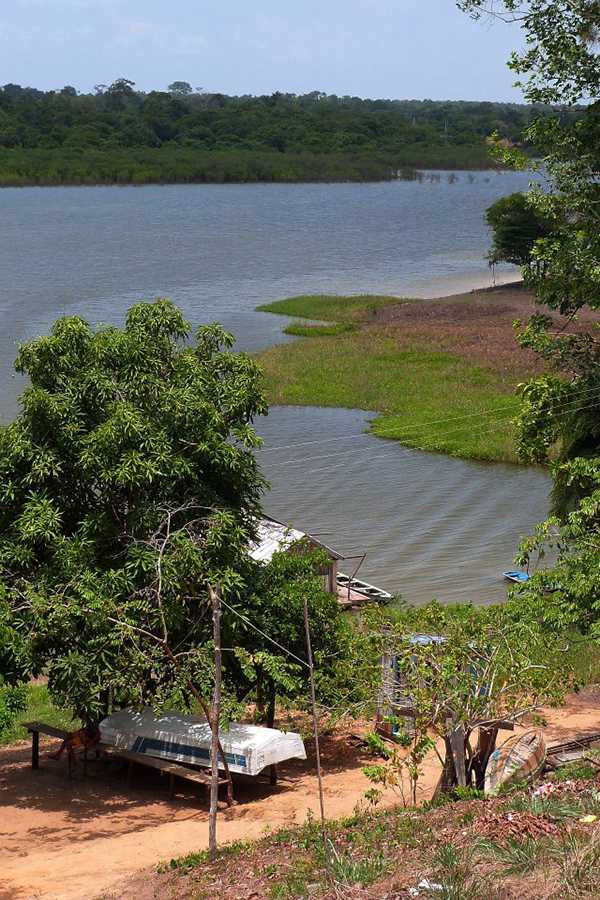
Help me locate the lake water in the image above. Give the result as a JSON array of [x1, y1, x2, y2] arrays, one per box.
[[258, 406, 549, 607], [0, 172, 549, 604]]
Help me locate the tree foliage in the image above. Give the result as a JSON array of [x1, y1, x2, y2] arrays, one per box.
[[0, 301, 362, 728], [514, 458, 600, 635], [460, 0, 600, 629], [485, 191, 553, 265], [364, 603, 570, 797], [0, 79, 581, 184], [227, 547, 358, 726], [0, 300, 268, 718]]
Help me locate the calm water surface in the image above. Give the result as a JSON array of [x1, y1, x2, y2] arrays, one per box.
[[259, 407, 549, 607], [0, 173, 548, 603]]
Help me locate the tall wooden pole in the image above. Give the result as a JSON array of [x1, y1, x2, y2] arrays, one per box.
[[303, 597, 326, 842], [209, 585, 222, 863]]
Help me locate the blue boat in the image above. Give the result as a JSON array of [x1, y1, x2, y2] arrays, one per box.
[[503, 570, 530, 584]]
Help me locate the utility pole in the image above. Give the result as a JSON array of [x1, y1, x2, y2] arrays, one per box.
[[303, 597, 326, 842], [209, 585, 222, 863]]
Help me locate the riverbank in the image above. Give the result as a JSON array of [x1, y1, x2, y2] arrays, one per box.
[[257, 283, 542, 463], [112, 688, 600, 900], [2, 688, 600, 900], [0, 147, 500, 188]]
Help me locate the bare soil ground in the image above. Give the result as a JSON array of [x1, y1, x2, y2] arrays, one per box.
[[0, 721, 399, 900], [368, 283, 599, 379], [1, 690, 600, 900]]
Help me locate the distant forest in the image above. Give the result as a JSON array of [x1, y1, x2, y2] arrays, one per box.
[[0, 79, 577, 186]]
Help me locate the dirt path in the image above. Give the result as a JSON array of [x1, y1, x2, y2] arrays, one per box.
[[1, 691, 599, 900], [0, 726, 398, 900]]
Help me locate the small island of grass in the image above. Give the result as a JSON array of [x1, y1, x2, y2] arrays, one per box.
[[256, 286, 540, 463]]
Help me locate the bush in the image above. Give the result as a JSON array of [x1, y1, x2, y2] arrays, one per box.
[[0, 682, 27, 737]]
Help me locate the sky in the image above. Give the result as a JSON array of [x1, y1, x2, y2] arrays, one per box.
[[1, 0, 525, 102]]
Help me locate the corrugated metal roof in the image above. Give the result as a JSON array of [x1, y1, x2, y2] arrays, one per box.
[[248, 517, 343, 563]]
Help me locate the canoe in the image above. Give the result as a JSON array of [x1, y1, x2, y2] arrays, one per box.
[[484, 730, 546, 795], [337, 572, 392, 601], [503, 570, 530, 584]]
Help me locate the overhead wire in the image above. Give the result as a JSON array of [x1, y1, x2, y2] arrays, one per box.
[[219, 595, 310, 670], [257, 383, 600, 455], [262, 391, 600, 479]]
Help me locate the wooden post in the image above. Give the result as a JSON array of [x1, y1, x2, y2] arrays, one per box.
[[303, 597, 326, 843], [163, 642, 234, 805], [31, 730, 39, 770], [209, 585, 222, 863]]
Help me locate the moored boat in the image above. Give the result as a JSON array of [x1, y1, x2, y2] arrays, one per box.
[[484, 730, 546, 795], [503, 570, 530, 584], [336, 572, 392, 602]]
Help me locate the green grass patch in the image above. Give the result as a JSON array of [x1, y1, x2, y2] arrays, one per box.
[[284, 321, 356, 337], [0, 683, 77, 746], [258, 326, 521, 462], [257, 294, 402, 324], [162, 840, 251, 873]]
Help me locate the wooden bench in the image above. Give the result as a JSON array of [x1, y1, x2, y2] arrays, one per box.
[[24, 721, 70, 772], [101, 745, 230, 802]]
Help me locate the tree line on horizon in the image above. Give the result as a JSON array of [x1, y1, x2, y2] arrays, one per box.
[[0, 79, 581, 185]]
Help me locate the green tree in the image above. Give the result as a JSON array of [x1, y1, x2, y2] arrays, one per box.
[[0, 609, 28, 737], [459, 1, 600, 625], [485, 191, 552, 266], [168, 81, 193, 96], [230, 546, 359, 727], [0, 300, 267, 720], [514, 458, 600, 636], [364, 603, 570, 798]]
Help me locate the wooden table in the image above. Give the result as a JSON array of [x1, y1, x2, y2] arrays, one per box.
[[24, 721, 70, 772], [23, 721, 231, 803], [100, 744, 230, 801]]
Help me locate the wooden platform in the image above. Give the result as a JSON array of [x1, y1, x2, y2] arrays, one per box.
[[101, 744, 229, 797], [23, 721, 231, 803]]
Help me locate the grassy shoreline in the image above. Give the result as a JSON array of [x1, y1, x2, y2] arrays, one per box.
[[256, 288, 540, 464]]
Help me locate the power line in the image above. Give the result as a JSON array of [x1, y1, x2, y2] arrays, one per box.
[[219, 596, 310, 670], [263, 392, 600, 479], [258, 383, 600, 454]]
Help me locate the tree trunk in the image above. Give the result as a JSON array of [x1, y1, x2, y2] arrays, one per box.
[[255, 669, 265, 723], [439, 736, 458, 795], [209, 585, 222, 864], [266, 680, 276, 730], [470, 727, 498, 791], [448, 725, 467, 788]]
